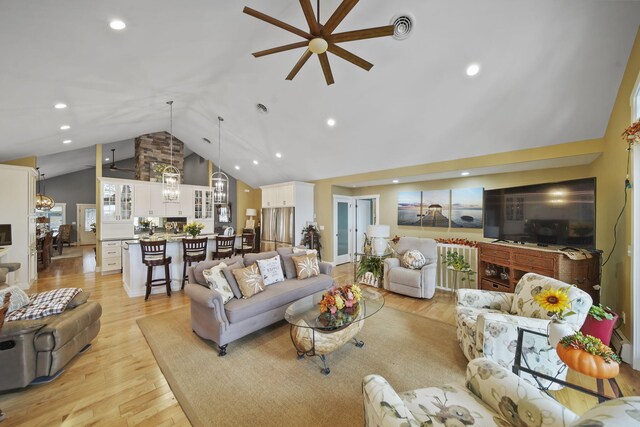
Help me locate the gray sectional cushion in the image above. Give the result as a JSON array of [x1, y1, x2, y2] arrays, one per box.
[[193, 256, 243, 286], [276, 247, 294, 257], [223, 274, 333, 323], [280, 253, 298, 279], [222, 262, 245, 299], [243, 251, 278, 267], [389, 267, 421, 288]]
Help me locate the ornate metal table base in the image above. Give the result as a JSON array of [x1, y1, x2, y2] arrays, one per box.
[[290, 320, 364, 375]]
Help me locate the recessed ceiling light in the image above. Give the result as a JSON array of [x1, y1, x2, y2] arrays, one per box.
[[252, 160, 259, 165], [275, 152, 282, 158], [466, 63, 480, 77], [63, 139, 72, 144], [60, 125, 70, 130], [461, 171, 470, 176], [105, 158, 110, 161], [109, 20, 126, 30], [54, 103, 67, 109], [392, 179, 399, 183], [234, 165, 240, 170], [327, 118, 336, 127]]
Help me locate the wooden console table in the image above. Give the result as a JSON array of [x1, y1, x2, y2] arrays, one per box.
[[478, 242, 601, 302]]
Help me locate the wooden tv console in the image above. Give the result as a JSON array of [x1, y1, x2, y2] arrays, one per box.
[[478, 242, 601, 303]]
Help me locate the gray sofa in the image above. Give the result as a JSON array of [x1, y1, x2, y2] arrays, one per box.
[[185, 248, 334, 356]]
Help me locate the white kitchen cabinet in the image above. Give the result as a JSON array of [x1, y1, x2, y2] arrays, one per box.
[[193, 188, 214, 219], [0, 164, 37, 288], [101, 180, 134, 222], [262, 183, 296, 208], [101, 240, 122, 275]]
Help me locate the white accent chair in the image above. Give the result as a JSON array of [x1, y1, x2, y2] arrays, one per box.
[[383, 237, 437, 299], [455, 273, 592, 389], [363, 357, 640, 427]]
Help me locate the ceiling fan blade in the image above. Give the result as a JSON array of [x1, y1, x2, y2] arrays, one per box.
[[243, 6, 313, 40], [322, 0, 359, 36], [318, 52, 335, 86], [327, 44, 373, 71], [330, 25, 394, 43], [253, 41, 309, 58], [299, 0, 320, 35], [286, 49, 313, 80]]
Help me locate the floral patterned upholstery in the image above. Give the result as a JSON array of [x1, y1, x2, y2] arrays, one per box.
[[363, 358, 640, 427], [455, 273, 592, 390]]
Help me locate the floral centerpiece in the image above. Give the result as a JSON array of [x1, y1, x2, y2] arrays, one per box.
[[534, 287, 577, 346], [318, 284, 363, 329], [184, 221, 205, 238], [557, 332, 621, 379]]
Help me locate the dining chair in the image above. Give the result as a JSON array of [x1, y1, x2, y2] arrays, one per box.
[[213, 235, 235, 260], [236, 233, 255, 257]]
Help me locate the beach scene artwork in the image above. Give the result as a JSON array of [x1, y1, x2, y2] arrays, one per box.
[[397, 192, 422, 226], [451, 188, 483, 228], [421, 190, 451, 228]]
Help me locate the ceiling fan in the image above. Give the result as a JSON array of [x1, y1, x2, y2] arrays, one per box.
[[107, 148, 135, 173], [243, 0, 395, 85]]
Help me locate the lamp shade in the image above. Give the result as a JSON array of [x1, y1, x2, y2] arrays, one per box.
[[367, 225, 390, 238], [246, 208, 257, 217]]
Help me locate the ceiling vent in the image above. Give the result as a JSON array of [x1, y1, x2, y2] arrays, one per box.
[[390, 13, 414, 40], [256, 103, 268, 114]]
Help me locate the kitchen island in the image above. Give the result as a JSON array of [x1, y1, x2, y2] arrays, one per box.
[[121, 235, 241, 298]]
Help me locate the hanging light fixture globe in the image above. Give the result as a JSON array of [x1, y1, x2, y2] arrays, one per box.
[[162, 100, 181, 203], [35, 169, 55, 211], [211, 116, 229, 206]]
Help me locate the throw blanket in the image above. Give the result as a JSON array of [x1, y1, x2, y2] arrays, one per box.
[[6, 288, 81, 321]]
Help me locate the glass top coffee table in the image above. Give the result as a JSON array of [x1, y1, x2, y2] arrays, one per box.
[[284, 286, 384, 375]]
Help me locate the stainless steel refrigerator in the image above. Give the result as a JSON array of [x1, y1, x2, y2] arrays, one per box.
[[261, 207, 294, 252]]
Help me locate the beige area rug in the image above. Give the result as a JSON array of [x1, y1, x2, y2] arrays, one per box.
[[137, 306, 468, 427], [51, 246, 85, 259]]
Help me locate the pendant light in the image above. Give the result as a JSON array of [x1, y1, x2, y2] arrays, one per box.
[[162, 100, 181, 203], [35, 168, 55, 211], [211, 116, 229, 206]]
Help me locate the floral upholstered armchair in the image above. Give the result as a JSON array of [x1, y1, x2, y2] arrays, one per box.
[[455, 273, 592, 389], [363, 357, 640, 427]]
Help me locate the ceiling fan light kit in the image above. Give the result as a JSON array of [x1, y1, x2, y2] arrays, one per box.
[[243, 0, 396, 85]]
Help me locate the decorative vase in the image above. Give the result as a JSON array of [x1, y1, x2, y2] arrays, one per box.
[[556, 343, 620, 379], [548, 319, 578, 347], [580, 312, 619, 346]]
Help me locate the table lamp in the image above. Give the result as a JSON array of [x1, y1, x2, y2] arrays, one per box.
[[367, 225, 390, 256], [245, 208, 257, 229]]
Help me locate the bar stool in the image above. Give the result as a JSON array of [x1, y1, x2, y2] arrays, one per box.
[[140, 240, 172, 301], [236, 233, 255, 257], [213, 235, 235, 259], [182, 237, 208, 290]]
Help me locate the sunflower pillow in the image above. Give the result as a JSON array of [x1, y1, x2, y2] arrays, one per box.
[[292, 253, 320, 280]]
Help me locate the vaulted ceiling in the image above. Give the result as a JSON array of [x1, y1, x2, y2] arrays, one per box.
[[1, 1, 639, 187]]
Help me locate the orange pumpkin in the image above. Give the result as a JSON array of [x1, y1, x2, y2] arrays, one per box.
[[556, 344, 619, 379]]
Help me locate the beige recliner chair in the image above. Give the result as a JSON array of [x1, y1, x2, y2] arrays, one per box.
[[383, 237, 437, 299]]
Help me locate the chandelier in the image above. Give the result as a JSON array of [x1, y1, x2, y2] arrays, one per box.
[[162, 100, 181, 203], [211, 116, 229, 206], [35, 168, 55, 211]]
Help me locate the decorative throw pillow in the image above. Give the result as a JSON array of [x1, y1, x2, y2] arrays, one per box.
[[222, 262, 244, 299], [402, 250, 426, 270], [202, 262, 234, 304], [292, 247, 317, 256], [292, 253, 320, 280], [232, 264, 265, 299], [0, 286, 30, 313], [256, 255, 285, 286]]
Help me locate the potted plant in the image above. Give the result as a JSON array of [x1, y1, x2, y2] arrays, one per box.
[[356, 256, 384, 287], [184, 221, 205, 238], [557, 331, 621, 379], [441, 250, 476, 284], [580, 304, 619, 346]]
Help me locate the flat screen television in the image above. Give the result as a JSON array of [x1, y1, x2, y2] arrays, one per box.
[[483, 178, 596, 249], [0, 224, 12, 246]]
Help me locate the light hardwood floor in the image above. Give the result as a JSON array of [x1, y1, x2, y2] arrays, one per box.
[[0, 249, 638, 425]]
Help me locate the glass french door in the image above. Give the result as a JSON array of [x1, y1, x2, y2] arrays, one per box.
[[334, 196, 353, 265]]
